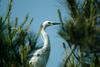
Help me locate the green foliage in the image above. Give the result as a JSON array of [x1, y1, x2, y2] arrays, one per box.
[[58, 0, 100, 67], [0, 0, 39, 67]]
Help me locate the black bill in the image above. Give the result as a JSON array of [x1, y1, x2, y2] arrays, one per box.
[[52, 23, 62, 25]]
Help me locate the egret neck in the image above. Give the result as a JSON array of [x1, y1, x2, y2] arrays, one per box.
[[41, 26, 50, 49]]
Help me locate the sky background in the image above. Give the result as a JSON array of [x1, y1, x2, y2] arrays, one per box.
[[0, 0, 70, 67]]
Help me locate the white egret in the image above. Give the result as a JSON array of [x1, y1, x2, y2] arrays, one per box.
[[29, 21, 61, 67]]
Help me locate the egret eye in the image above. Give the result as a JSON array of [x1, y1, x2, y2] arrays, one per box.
[[47, 22, 52, 26], [48, 22, 51, 24]]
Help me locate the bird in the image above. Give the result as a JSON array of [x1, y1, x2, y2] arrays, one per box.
[[29, 20, 61, 67]]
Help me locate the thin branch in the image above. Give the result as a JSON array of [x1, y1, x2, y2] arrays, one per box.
[[64, 45, 77, 67]]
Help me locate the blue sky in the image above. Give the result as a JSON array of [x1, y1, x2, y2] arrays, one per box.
[[0, 0, 70, 67]]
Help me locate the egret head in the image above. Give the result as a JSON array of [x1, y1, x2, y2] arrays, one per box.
[[42, 20, 61, 29], [37, 20, 61, 39]]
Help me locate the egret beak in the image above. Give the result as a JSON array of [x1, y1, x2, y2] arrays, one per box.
[[52, 23, 62, 25]]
